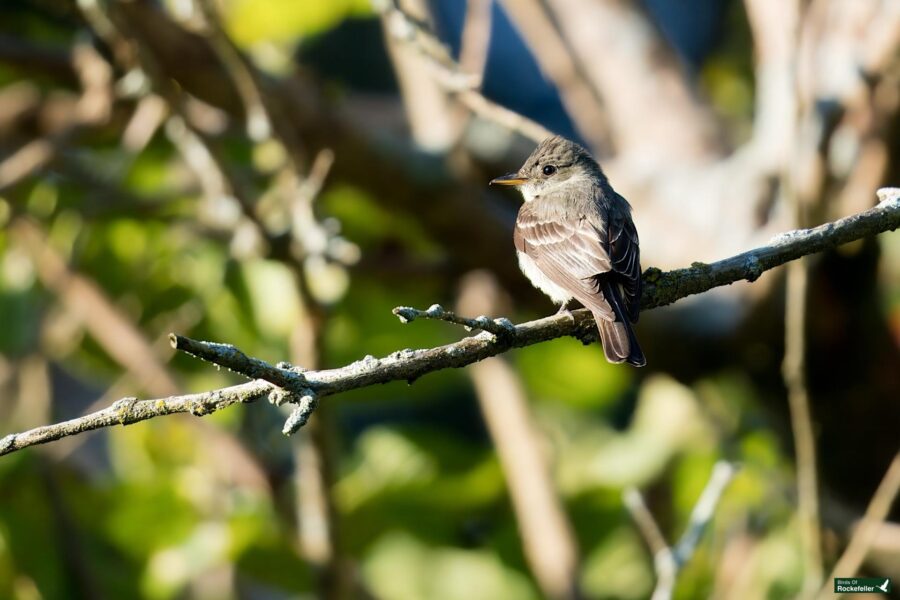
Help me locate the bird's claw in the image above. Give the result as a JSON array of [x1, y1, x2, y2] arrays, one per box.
[[555, 304, 575, 321]]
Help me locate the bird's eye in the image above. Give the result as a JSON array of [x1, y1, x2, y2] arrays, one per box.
[[542, 165, 557, 176]]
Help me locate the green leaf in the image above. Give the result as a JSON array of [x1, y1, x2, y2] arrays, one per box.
[[223, 0, 373, 46]]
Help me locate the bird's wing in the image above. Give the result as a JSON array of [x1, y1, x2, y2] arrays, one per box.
[[604, 193, 642, 322], [515, 202, 614, 320]]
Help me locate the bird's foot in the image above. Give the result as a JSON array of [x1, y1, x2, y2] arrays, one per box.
[[555, 303, 574, 321]]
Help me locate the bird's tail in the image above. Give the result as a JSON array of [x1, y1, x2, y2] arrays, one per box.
[[594, 280, 645, 367]]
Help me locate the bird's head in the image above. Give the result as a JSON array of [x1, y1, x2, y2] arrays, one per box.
[[490, 135, 602, 202]]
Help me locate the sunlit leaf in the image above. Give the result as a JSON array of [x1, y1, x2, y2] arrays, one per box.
[[222, 0, 373, 46]]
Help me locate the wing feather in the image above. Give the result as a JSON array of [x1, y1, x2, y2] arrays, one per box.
[[515, 202, 614, 320], [605, 193, 641, 322]]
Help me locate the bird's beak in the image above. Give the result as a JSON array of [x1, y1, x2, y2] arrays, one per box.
[[490, 172, 527, 186]]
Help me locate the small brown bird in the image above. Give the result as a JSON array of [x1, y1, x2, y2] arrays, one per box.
[[491, 136, 645, 366]]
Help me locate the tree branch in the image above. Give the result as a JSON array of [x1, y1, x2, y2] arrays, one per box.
[[1, 190, 898, 456], [376, 0, 554, 144], [459, 271, 582, 600], [169, 334, 309, 393], [639, 189, 900, 309], [818, 452, 900, 600], [0, 381, 273, 456], [625, 461, 738, 600]]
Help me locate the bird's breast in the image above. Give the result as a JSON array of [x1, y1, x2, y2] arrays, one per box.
[[516, 251, 573, 305]]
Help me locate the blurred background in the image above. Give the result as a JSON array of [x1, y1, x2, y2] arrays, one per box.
[[0, 0, 898, 598]]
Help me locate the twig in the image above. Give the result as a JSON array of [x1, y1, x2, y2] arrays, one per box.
[[378, 0, 480, 91], [460, 271, 581, 600], [817, 452, 900, 600], [458, 0, 492, 84], [2, 193, 899, 455], [785, 4, 826, 586], [376, 0, 552, 143], [0, 41, 113, 191], [296, 149, 335, 206], [639, 189, 900, 309], [784, 253, 823, 597], [191, 0, 307, 169], [282, 395, 320, 435], [288, 148, 359, 270], [742, 0, 801, 170], [392, 304, 517, 339], [168, 334, 321, 434], [622, 487, 671, 564], [192, 0, 272, 142], [0, 381, 273, 455], [625, 462, 737, 600], [14, 220, 180, 397], [161, 3, 350, 590], [169, 334, 310, 394], [543, 0, 720, 163], [674, 462, 738, 566], [496, 0, 610, 150], [456, 90, 552, 143]]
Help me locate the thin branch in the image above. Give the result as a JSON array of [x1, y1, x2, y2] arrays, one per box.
[[0, 41, 114, 191], [455, 89, 552, 143], [673, 462, 738, 567], [1, 191, 899, 455], [458, 0, 492, 84], [784, 2, 826, 587], [543, 0, 720, 164], [742, 0, 801, 169], [460, 271, 581, 600], [15, 220, 180, 397], [818, 452, 900, 600], [153, 4, 352, 582], [169, 334, 309, 392], [296, 149, 335, 206], [639, 189, 900, 309], [392, 304, 517, 338], [376, 0, 552, 143], [784, 253, 823, 597], [167, 333, 319, 434], [192, 0, 272, 143], [381, 0, 459, 150], [623, 488, 671, 560], [150, 2, 351, 590], [625, 462, 737, 600], [378, 0, 480, 91], [0, 381, 273, 456], [496, 0, 610, 150]]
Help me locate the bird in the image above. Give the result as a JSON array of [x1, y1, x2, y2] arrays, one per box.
[[490, 135, 646, 366]]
